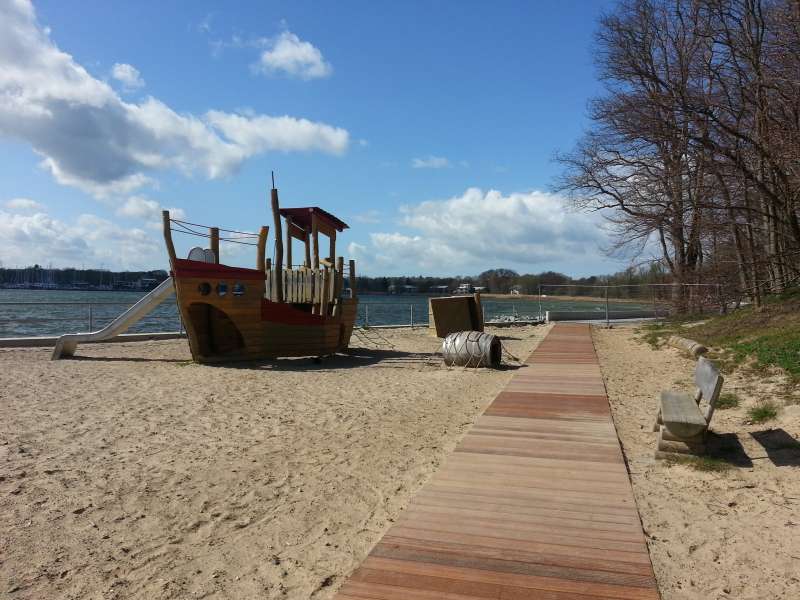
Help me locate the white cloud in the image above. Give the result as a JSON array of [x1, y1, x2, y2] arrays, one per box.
[[352, 209, 381, 224], [5, 197, 44, 211], [0, 208, 161, 270], [196, 12, 213, 34], [116, 196, 186, 229], [353, 187, 612, 275], [411, 156, 450, 169], [0, 2, 349, 200], [111, 62, 144, 90], [253, 31, 332, 79]]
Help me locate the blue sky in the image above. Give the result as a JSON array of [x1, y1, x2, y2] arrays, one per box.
[[0, 0, 629, 276]]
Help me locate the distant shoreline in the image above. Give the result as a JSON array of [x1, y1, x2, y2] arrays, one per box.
[[481, 293, 652, 304]]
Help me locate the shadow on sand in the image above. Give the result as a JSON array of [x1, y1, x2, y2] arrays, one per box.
[[706, 432, 754, 468], [70, 355, 187, 364], [750, 429, 800, 467]]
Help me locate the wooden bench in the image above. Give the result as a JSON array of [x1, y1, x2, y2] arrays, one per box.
[[653, 356, 724, 456]]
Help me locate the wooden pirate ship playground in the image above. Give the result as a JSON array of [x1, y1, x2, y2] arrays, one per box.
[[162, 184, 358, 363]]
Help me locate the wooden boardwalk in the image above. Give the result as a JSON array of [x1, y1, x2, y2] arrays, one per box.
[[334, 323, 659, 600]]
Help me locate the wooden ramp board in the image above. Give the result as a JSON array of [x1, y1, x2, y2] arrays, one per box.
[[334, 323, 659, 600]]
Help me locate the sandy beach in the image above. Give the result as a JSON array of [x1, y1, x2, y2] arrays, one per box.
[[594, 325, 800, 600], [0, 325, 550, 599]]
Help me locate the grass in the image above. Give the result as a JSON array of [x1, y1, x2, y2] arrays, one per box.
[[747, 401, 780, 424], [663, 454, 732, 473], [640, 287, 800, 381], [716, 392, 741, 409]]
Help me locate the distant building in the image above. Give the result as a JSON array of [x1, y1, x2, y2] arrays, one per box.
[[454, 283, 474, 295], [428, 285, 449, 294], [388, 284, 419, 294], [137, 278, 159, 290]]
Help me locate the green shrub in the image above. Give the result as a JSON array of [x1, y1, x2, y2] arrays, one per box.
[[733, 333, 800, 379], [716, 392, 741, 409], [747, 401, 779, 423]]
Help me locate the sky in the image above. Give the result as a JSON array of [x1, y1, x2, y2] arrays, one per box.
[[0, 0, 630, 277]]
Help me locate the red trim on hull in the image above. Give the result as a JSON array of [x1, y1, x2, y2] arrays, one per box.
[[261, 300, 327, 326], [173, 258, 264, 281]]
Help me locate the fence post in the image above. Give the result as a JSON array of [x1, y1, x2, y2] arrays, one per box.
[[410, 304, 414, 328], [538, 284, 543, 320], [89, 304, 94, 331], [651, 287, 657, 319], [605, 286, 609, 328], [365, 304, 369, 328]]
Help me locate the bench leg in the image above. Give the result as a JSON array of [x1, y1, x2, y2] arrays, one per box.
[[655, 426, 707, 458], [652, 407, 663, 432]]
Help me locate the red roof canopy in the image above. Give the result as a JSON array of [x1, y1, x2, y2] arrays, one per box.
[[278, 207, 349, 232]]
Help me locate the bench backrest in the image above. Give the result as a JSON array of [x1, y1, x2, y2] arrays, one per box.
[[695, 356, 723, 423]]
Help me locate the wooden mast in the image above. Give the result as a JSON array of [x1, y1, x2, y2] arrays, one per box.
[[256, 225, 269, 274], [209, 227, 220, 264], [285, 216, 293, 269], [162, 210, 177, 267], [271, 181, 284, 303]]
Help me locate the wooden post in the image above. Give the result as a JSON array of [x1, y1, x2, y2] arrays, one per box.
[[538, 284, 543, 320], [304, 227, 311, 268], [285, 216, 293, 269], [320, 267, 330, 317], [329, 230, 336, 264], [349, 259, 357, 299], [210, 227, 220, 264], [271, 187, 283, 302], [311, 213, 320, 269], [336, 256, 344, 299], [256, 226, 268, 274], [162, 210, 177, 266], [265, 258, 272, 300]]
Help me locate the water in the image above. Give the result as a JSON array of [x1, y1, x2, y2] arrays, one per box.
[[0, 289, 652, 338], [0, 289, 180, 338], [355, 294, 650, 327]]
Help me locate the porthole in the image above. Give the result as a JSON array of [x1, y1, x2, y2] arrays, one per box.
[[198, 282, 211, 296], [233, 282, 246, 296], [216, 282, 228, 297]]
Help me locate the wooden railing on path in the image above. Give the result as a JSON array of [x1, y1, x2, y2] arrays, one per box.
[[333, 322, 660, 599]]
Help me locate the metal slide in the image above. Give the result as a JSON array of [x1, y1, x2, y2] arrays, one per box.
[[51, 277, 176, 359]]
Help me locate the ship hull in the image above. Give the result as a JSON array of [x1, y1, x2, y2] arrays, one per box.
[[171, 259, 357, 363]]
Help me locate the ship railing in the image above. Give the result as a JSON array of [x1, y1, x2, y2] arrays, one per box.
[[264, 265, 345, 306]]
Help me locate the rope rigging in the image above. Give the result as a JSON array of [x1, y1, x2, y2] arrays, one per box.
[[169, 218, 259, 246]]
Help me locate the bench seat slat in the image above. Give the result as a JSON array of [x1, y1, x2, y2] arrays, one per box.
[[660, 390, 707, 438]]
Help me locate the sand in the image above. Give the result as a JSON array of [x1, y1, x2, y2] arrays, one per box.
[[594, 325, 800, 600], [0, 324, 550, 600]]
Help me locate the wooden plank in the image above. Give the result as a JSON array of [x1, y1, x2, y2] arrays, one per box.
[[332, 323, 658, 600]]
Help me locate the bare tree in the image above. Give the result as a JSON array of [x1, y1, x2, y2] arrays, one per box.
[[558, 0, 800, 312]]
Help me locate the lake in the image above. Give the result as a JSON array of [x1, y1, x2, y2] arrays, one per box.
[[0, 289, 650, 338]]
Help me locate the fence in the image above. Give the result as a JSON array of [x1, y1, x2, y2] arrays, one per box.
[[0, 283, 718, 339], [0, 300, 184, 339], [536, 283, 724, 326]]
